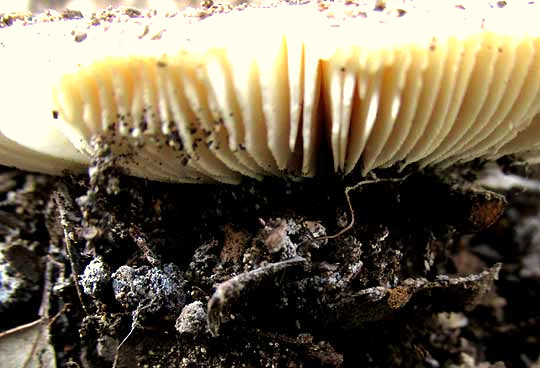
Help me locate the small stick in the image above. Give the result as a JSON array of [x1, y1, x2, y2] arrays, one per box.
[[53, 184, 91, 316]]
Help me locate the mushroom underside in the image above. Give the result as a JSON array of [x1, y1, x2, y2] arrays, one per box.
[[2, 4, 540, 182]]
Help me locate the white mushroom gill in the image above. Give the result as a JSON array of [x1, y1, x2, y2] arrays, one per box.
[[2, 2, 540, 183]]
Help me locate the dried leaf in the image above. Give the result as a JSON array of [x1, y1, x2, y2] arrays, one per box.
[[0, 319, 56, 368]]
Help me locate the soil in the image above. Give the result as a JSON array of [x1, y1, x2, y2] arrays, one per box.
[[1, 148, 539, 367]]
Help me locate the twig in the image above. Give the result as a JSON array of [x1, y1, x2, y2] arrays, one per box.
[[18, 239, 73, 368], [53, 184, 91, 316], [0, 318, 44, 339], [38, 253, 53, 319]]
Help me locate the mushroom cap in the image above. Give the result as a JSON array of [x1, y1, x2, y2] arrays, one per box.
[[2, 1, 540, 183]]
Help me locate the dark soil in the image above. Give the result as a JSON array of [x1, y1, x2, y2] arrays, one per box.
[[1, 148, 539, 367]]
